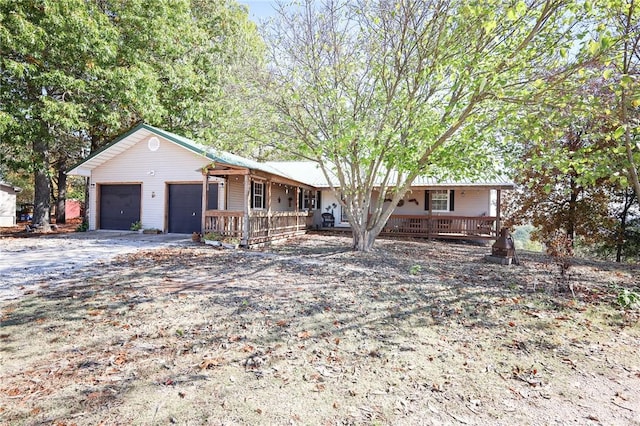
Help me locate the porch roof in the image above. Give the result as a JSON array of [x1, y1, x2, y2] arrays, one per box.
[[265, 161, 515, 190], [67, 124, 514, 191]]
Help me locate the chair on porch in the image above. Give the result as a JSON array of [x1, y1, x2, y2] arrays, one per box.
[[321, 212, 335, 227]]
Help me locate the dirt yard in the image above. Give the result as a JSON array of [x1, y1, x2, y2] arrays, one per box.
[[1, 234, 639, 425]]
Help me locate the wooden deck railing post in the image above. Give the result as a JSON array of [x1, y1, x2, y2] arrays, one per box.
[[496, 189, 502, 238], [242, 175, 250, 245], [267, 179, 272, 239]]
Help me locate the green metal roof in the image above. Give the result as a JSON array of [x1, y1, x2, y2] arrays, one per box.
[[68, 123, 294, 179], [68, 123, 514, 190]]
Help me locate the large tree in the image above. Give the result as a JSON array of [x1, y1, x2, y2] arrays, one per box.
[[263, 0, 598, 251], [1, 0, 120, 229], [605, 0, 640, 201], [504, 125, 622, 248], [1, 0, 263, 229], [504, 1, 640, 260]]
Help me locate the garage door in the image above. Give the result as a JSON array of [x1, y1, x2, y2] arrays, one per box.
[[168, 184, 218, 234], [99, 184, 141, 230]]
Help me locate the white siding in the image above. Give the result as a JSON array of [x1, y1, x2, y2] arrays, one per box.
[[378, 189, 491, 216], [226, 176, 245, 211], [0, 187, 17, 227], [89, 131, 210, 231], [452, 189, 492, 216]]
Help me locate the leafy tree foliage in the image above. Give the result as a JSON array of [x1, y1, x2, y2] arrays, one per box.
[[0, 0, 263, 228], [505, 1, 640, 261], [602, 0, 640, 200], [263, 0, 598, 251]]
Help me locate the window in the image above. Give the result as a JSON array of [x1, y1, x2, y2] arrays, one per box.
[[301, 190, 317, 210], [431, 190, 449, 211], [252, 182, 265, 209]]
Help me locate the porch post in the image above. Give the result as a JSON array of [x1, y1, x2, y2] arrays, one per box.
[[243, 174, 251, 245], [201, 170, 208, 233], [495, 189, 502, 238], [295, 187, 300, 230], [428, 190, 433, 238], [266, 179, 272, 238]]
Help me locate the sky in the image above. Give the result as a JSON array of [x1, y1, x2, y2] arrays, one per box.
[[239, 0, 279, 22]]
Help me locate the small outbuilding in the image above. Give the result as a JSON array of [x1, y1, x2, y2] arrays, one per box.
[[0, 181, 22, 227]]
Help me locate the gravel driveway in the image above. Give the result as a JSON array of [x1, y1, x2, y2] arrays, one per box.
[[0, 231, 192, 301]]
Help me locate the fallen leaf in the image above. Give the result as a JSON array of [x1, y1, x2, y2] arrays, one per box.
[[113, 352, 127, 365], [6, 388, 21, 396], [298, 331, 311, 339]]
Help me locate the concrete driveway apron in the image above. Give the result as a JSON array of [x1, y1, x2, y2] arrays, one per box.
[[0, 231, 191, 301]]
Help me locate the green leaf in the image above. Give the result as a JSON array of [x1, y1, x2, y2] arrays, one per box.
[[483, 20, 496, 34], [613, 125, 626, 139]]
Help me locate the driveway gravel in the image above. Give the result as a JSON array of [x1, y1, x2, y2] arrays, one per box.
[[0, 231, 192, 301]]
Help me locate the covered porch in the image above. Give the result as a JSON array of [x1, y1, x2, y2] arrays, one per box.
[[316, 186, 506, 240], [200, 161, 316, 246], [317, 214, 499, 240], [376, 187, 505, 239], [379, 214, 498, 239]]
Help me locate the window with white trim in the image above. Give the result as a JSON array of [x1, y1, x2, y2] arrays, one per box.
[[431, 190, 449, 212], [252, 182, 265, 209]]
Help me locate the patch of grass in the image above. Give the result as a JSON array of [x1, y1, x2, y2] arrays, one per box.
[[409, 264, 422, 275]]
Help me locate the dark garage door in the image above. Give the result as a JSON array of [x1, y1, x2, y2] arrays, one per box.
[[99, 184, 141, 230], [168, 184, 218, 234]]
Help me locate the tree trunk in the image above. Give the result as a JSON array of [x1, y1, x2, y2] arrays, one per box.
[[352, 228, 378, 252], [616, 189, 636, 262], [567, 176, 578, 243], [615, 222, 624, 263], [32, 138, 51, 231], [56, 165, 67, 224], [348, 196, 400, 252]]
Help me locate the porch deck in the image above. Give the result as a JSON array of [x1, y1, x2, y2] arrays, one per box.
[[320, 215, 497, 239], [378, 214, 497, 239], [204, 211, 497, 245], [204, 210, 313, 246]]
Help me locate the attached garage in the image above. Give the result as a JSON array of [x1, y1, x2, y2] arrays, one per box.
[[99, 184, 141, 230], [167, 183, 218, 234]]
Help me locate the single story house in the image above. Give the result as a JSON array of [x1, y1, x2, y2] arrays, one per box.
[[0, 181, 22, 227], [68, 124, 514, 245]]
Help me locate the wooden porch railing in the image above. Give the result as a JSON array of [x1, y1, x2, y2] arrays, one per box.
[[204, 210, 313, 245], [380, 214, 497, 239], [203, 210, 245, 239]]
